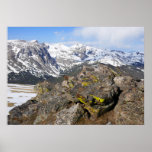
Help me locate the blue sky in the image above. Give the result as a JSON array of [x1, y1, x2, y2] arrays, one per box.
[[8, 27, 144, 52]]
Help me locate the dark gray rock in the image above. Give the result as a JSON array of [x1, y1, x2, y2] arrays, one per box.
[[8, 100, 39, 125]]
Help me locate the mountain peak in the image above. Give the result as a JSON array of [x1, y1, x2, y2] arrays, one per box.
[[30, 40, 39, 43], [71, 43, 86, 49]]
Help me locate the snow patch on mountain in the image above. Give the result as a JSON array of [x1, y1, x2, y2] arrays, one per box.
[[8, 40, 144, 79], [8, 40, 60, 77]]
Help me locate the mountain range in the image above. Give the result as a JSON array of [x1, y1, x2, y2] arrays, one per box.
[[8, 40, 144, 84]]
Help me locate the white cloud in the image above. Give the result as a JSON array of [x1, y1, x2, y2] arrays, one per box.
[[54, 31, 59, 35], [73, 27, 144, 50]]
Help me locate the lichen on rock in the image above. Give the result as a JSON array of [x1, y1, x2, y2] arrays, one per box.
[[8, 63, 144, 125]]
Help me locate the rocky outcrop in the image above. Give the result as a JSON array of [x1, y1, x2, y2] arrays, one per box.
[[34, 81, 53, 95], [111, 78, 144, 125], [8, 63, 144, 125], [55, 104, 84, 125], [8, 100, 39, 125]]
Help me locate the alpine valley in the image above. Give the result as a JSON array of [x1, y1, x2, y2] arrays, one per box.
[[8, 40, 144, 84]]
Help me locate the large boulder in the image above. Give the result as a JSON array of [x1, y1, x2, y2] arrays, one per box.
[[114, 76, 136, 90], [107, 82, 144, 125], [55, 104, 84, 125], [33, 94, 72, 124], [8, 100, 39, 125]]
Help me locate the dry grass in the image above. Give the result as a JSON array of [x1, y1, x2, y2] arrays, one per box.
[[8, 102, 15, 107], [8, 85, 17, 88], [12, 88, 34, 91], [10, 90, 36, 93]]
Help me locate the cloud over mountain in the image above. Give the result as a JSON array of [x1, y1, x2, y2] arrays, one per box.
[[73, 27, 144, 51]]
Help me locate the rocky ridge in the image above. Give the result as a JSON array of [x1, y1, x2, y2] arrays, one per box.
[[8, 63, 144, 125]]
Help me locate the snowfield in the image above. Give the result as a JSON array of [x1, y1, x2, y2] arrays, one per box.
[[8, 83, 37, 113]]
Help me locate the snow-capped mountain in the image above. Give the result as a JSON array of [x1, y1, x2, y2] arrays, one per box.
[[47, 43, 144, 68], [8, 40, 59, 77], [8, 40, 144, 84]]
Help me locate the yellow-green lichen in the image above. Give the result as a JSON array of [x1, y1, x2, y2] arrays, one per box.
[[77, 95, 100, 117], [85, 106, 99, 113], [68, 82, 74, 88], [90, 95, 105, 103], [110, 68, 120, 76], [90, 75, 98, 82], [82, 77, 89, 80], [37, 87, 49, 94], [89, 100, 92, 104], [77, 96, 87, 104], [81, 81, 91, 87]]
